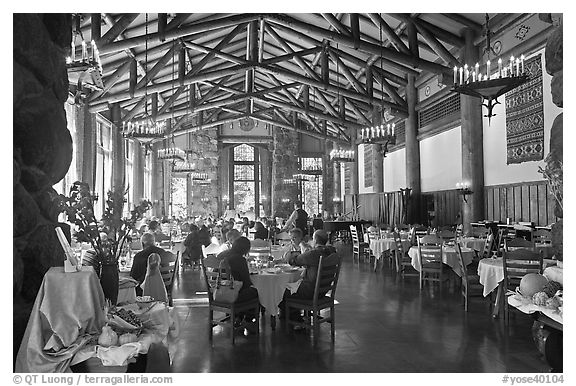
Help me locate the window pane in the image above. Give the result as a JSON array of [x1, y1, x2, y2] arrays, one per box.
[[301, 157, 322, 172], [233, 144, 254, 161], [234, 164, 254, 180]]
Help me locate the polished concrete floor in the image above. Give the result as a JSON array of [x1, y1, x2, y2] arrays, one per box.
[[169, 243, 551, 373]]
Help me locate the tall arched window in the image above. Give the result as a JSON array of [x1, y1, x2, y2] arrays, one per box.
[[231, 144, 261, 216]]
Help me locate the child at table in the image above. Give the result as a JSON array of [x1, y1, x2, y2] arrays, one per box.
[[141, 253, 168, 303]]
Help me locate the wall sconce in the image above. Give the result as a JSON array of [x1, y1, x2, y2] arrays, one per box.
[[456, 182, 473, 203], [333, 196, 341, 202], [399, 187, 412, 198], [281, 198, 290, 203]]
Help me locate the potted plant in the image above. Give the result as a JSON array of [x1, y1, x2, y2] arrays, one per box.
[[60, 181, 151, 304]]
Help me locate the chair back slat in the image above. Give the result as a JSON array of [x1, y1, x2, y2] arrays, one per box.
[[533, 229, 552, 244], [505, 237, 535, 251], [480, 233, 495, 259], [313, 253, 341, 304], [437, 229, 456, 240], [503, 248, 543, 291], [419, 234, 443, 246]]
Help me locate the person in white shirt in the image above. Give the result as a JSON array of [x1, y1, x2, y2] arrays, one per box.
[[223, 205, 236, 221], [281, 228, 311, 262], [245, 206, 256, 222]]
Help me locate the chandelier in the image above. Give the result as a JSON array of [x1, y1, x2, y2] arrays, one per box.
[[329, 149, 355, 163], [157, 147, 185, 161], [122, 120, 165, 142], [190, 172, 209, 181], [66, 15, 103, 104], [172, 160, 197, 173], [451, 14, 529, 124]]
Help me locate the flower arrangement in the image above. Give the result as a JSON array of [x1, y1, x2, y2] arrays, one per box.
[[59, 181, 152, 266]]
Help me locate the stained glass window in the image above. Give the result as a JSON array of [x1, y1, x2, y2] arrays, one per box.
[[234, 164, 254, 180], [234, 143, 254, 161]]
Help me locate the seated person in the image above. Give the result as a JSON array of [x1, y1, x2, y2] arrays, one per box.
[[218, 237, 259, 329], [281, 229, 338, 303], [141, 253, 168, 304], [183, 224, 206, 269], [148, 220, 170, 242], [220, 229, 242, 252], [253, 221, 268, 240], [130, 232, 167, 295], [281, 228, 312, 262]]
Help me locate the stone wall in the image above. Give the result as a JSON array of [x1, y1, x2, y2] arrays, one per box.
[[272, 128, 300, 218], [13, 14, 72, 360], [188, 128, 219, 217], [541, 14, 563, 260]]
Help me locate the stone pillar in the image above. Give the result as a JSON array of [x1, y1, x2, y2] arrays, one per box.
[[259, 146, 273, 217], [133, 142, 144, 204], [151, 141, 163, 217], [272, 127, 300, 218], [348, 128, 359, 195], [79, 105, 96, 186], [110, 103, 125, 191], [163, 156, 171, 218], [333, 159, 342, 215], [186, 175, 193, 218], [405, 75, 421, 224], [460, 28, 485, 236], [371, 107, 384, 193], [322, 140, 335, 215]]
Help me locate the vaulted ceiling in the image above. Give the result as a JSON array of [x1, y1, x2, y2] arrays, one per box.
[[77, 13, 525, 144]]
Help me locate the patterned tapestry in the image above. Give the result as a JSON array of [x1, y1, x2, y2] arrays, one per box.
[[505, 54, 544, 164], [363, 145, 373, 188]]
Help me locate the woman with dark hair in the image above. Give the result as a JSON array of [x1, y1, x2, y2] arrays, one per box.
[[218, 237, 259, 330], [253, 221, 268, 240]]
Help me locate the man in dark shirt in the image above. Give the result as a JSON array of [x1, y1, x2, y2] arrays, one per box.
[[286, 229, 338, 299], [130, 232, 167, 295]]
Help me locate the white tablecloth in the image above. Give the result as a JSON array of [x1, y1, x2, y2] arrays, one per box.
[[478, 257, 559, 297], [459, 237, 486, 252], [250, 269, 304, 315], [507, 293, 563, 325], [270, 246, 290, 261], [369, 238, 411, 259], [477, 258, 503, 297], [408, 246, 474, 277], [543, 266, 563, 285]]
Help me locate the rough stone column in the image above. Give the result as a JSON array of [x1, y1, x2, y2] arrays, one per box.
[[372, 107, 384, 193], [333, 159, 342, 215], [110, 103, 125, 191], [460, 28, 485, 235], [349, 127, 359, 196], [151, 141, 163, 217], [272, 127, 300, 218], [186, 175, 193, 218], [322, 140, 335, 215], [405, 75, 421, 224], [132, 141, 144, 204], [259, 146, 273, 217], [79, 106, 96, 186]]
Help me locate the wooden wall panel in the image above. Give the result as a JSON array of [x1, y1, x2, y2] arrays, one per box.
[[537, 184, 547, 226], [521, 185, 530, 221], [514, 186, 523, 222], [529, 184, 539, 225]]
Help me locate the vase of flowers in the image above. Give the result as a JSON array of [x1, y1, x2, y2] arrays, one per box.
[[60, 181, 152, 304]]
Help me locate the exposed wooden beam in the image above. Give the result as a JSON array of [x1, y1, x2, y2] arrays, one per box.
[[367, 13, 410, 55], [440, 13, 483, 33], [122, 96, 148, 122], [414, 19, 460, 66], [350, 13, 361, 49], [157, 86, 184, 116], [251, 114, 348, 144], [315, 89, 340, 118], [373, 71, 406, 107], [88, 60, 132, 101], [346, 97, 371, 125], [97, 14, 139, 46], [99, 14, 261, 54], [196, 75, 234, 105], [328, 49, 366, 95], [389, 13, 465, 48], [129, 58, 137, 98], [91, 14, 101, 41], [258, 18, 266, 63], [320, 13, 352, 36], [265, 14, 451, 75], [135, 42, 178, 90], [265, 23, 322, 82], [157, 13, 167, 42]]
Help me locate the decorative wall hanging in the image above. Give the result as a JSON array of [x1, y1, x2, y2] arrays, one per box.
[[505, 54, 544, 164]]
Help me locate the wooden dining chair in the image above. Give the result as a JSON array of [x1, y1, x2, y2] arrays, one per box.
[[160, 251, 179, 306], [436, 230, 456, 241], [471, 227, 489, 238], [502, 248, 543, 323], [532, 229, 552, 245], [350, 225, 370, 264], [285, 253, 341, 345], [416, 237, 447, 292], [393, 231, 418, 279], [504, 237, 535, 251], [479, 233, 496, 260], [419, 234, 444, 246], [200, 255, 260, 345], [454, 243, 484, 311]]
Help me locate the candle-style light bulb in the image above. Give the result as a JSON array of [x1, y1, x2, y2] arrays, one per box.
[[509, 56, 514, 77], [464, 64, 469, 83], [459, 67, 463, 85], [521, 54, 525, 74], [475, 63, 479, 80], [498, 58, 502, 78], [486, 60, 491, 80], [392, 123, 395, 136], [91, 40, 96, 61], [515, 58, 520, 76], [453, 66, 457, 85], [81, 40, 87, 61], [71, 39, 75, 62]]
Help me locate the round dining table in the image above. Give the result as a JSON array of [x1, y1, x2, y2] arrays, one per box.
[[250, 266, 304, 328], [408, 245, 475, 277], [458, 237, 487, 252]]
